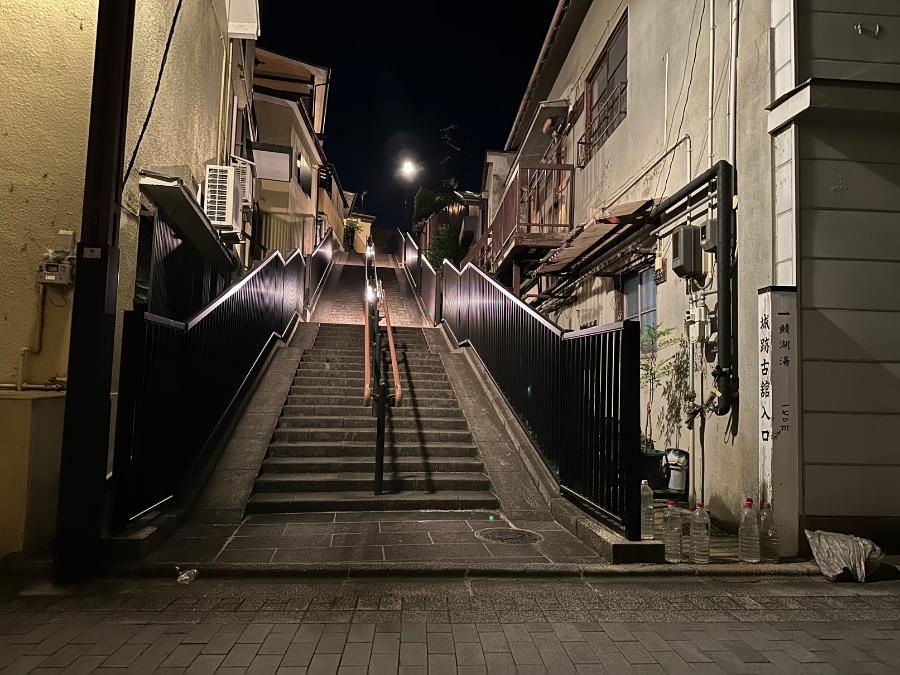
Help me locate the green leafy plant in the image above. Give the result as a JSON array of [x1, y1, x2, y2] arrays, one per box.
[[413, 187, 458, 223], [424, 222, 463, 269], [639, 324, 682, 447]]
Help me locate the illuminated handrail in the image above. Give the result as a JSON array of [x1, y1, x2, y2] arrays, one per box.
[[363, 291, 372, 406], [381, 290, 403, 406]]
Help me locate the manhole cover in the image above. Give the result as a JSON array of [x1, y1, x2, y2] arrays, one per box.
[[475, 528, 543, 544]]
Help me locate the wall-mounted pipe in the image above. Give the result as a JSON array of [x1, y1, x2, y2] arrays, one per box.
[[713, 160, 735, 415]]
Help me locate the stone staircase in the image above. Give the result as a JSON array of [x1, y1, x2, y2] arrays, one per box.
[[247, 323, 499, 513]]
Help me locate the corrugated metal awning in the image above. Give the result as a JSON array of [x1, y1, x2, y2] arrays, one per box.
[[535, 198, 654, 274]]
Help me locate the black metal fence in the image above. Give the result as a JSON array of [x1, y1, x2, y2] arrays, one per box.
[[307, 229, 334, 305], [401, 230, 421, 289], [111, 250, 306, 530], [442, 261, 640, 539], [398, 229, 441, 326]]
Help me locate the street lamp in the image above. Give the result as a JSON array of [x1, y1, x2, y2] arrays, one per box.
[[400, 159, 418, 180], [398, 158, 420, 231]]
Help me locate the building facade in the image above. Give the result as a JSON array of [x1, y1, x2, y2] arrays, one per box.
[[468, 0, 900, 552]]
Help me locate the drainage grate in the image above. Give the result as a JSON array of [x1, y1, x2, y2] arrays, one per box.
[[475, 528, 543, 544]]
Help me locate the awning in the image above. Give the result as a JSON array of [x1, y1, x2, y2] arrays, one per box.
[[535, 198, 654, 275], [139, 172, 236, 270]]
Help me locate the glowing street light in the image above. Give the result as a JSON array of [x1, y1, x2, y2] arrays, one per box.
[[400, 159, 419, 180]]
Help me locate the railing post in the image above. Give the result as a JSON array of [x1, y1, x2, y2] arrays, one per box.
[[621, 319, 641, 540]]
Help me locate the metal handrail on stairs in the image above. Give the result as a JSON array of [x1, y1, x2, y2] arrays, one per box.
[[363, 236, 402, 495]]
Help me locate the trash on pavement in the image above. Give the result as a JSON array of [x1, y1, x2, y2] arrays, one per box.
[[805, 529, 883, 582], [175, 567, 199, 584]]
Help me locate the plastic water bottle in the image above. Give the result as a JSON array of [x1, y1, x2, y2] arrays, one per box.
[[640, 480, 654, 540], [738, 498, 760, 563], [759, 502, 779, 562], [663, 501, 683, 562], [690, 503, 710, 564]]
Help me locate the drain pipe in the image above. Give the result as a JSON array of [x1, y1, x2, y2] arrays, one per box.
[[713, 160, 735, 416]]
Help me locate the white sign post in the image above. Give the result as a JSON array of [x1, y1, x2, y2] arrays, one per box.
[[758, 287, 800, 557]]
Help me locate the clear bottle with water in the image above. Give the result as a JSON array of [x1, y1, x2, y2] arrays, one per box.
[[690, 503, 710, 563], [759, 502, 779, 562], [640, 480, 654, 540], [663, 500, 683, 562], [738, 497, 760, 563]]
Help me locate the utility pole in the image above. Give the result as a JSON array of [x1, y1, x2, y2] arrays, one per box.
[[54, 0, 137, 582]]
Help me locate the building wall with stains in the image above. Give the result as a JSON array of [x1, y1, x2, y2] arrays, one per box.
[[534, 0, 775, 530], [0, 0, 233, 390], [0, 0, 239, 551]]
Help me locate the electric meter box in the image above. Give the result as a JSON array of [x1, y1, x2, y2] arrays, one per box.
[[37, 260, 73, 286], [671, 224, 703, 279], [700, 219, 718, 252]]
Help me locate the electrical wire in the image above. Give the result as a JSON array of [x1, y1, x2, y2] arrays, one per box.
[[653, 0, 707, 205], [122, 0, 184, 186]]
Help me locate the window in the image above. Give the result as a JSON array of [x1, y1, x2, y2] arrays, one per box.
[[296, 152, 312, 198], [579, 12, 628, 165], [623, 267, 657, 348]]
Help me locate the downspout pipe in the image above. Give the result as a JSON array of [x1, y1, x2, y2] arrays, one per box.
[[713, 159, 735, 416]]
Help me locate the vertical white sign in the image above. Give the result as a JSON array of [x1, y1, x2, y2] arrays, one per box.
[[758, 287, 799, 556]]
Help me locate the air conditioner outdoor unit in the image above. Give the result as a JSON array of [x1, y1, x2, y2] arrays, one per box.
[[204, 164, 242, 240], [231, 156, 255, 208]]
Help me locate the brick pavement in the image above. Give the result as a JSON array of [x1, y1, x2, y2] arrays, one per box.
[[149, 511, 601, 567], [1, 574, 898, 673]]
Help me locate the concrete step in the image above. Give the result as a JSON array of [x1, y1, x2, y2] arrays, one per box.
[[304, 352, 440, 362], [297, 361, 448, 374], [288, 387, 458, 401], [291, 378, 454, 391], [267, 441, 480, 458], [285, 393, 458, 407], [246, 490, 500, 514], [254, 471, 491, 492], [281, 405, 464, 419], [300, 352, 444, 366], [263, 457, 486, 474], [277, 415, 470, 431], [294, 369, 451, 383], [272, 427, 474, 444], [314, 339, 429, 350]]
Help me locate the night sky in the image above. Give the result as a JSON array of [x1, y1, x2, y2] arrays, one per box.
[[258, 1, 557, 229]]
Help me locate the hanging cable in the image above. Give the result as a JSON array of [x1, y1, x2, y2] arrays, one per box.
[[653, 0, 707, 204], [122, 0, 184, 186]]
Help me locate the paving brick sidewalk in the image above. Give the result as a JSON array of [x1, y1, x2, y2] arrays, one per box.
[[1, 574, 898, 673]]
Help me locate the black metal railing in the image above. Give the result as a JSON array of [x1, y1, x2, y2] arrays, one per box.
[[401, 230, 422, 289], [442, 260, 640, 539], [110, 249, 306, 530], [363, 237, 401, 495], [397, 229, 441, 326], [307, 228, 334, 306]]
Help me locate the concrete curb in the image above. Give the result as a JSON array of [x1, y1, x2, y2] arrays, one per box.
[[0, 559, 820, 579]]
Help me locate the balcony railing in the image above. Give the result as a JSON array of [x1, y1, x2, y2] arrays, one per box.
[[463, 162, 574, 271], [576, 81, 627, 168]]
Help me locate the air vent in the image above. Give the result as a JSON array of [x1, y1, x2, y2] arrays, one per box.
[[232, 156, 254, 208], [203, 165, 242, 239]]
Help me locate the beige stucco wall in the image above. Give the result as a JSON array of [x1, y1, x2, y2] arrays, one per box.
[[0, 1, 98, 385], [540, 0, 774, 528], [0, 0, 233, 390], [0, 1, 238, 540], [0, 392, 65, 557]]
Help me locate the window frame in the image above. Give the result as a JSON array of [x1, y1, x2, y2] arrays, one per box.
[[622, 266, 657, 351], [583, 11, 628, 162]]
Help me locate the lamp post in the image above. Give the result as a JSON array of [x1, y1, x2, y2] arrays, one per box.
[[398, 158, 419, 232]]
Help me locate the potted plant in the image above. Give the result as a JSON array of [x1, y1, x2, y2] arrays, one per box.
[[639, 324, 681, 489]]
